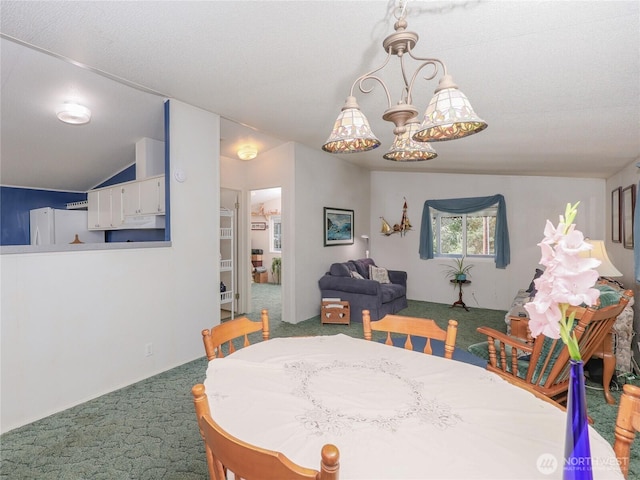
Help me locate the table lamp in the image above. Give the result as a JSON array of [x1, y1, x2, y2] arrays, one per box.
[[581, 239, 623, 284]]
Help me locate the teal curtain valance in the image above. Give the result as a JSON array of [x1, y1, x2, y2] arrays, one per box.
[[419, 194, 510, 268]]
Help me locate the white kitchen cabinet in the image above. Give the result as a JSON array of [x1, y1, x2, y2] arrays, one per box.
[[123, 175, 165, 216], [87, 190, 100, 229], [89, 175, 165, 230], [88, 187, 123, 230], [139, 176, 165, 215]]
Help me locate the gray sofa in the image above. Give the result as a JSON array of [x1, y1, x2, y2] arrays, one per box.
[[318, 258, 407, 322]]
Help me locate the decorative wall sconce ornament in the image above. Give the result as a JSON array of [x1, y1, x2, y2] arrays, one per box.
[[322, 0, 487, 159], [380, 198, 412, 236]]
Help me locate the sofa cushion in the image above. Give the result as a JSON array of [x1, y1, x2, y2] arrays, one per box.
[[350, 260, 370, 279], [350, 271, 365, 279], [369, 265, 390, 284], [329, 263, 351, 277], [380, 283, 405, 303]]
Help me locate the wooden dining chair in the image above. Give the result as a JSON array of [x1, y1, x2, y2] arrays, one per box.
[[613, 384, 640, 478], [362, 310, 458, 359], [472, 290, 632, 405], [202, 309, 270, 360], [192, 384, 340, 480]]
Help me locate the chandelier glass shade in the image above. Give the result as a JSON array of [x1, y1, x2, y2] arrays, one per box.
[[321, 96, 381, 153], [412, 75, 488, 143], [322, 3, 487, 157], [383, 120, 437, 161]]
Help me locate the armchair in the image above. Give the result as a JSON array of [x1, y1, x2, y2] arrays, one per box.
[[469, 290, 632, 405]]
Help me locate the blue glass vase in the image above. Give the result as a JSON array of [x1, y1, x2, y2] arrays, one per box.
[[564, 359, 593, 480]]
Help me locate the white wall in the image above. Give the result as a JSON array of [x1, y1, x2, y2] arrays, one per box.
[[369, 172, 606, 311], [222, 143, 370, 324], [293, 143, 371, 323], [0, 100, 220, 433], [606, 157, 639, 363]]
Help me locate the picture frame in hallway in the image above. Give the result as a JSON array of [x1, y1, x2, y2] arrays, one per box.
[[251, 222, 267, 230], [622, 184, 636, 249], [611, 187, 621, 243], [324, 207, 354, 246]]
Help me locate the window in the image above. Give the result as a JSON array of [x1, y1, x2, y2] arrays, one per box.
[[433, 206, 497, 257], [270, 215, 281, 253], [419, 194, 510, 268]]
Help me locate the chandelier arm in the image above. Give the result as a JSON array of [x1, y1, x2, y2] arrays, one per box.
[[348, 50, 394, 109], [398, 53, 412, 103], [403, 50, 447, 103]]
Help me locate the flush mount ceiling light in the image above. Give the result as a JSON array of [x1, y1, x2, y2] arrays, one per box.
[[56, 102, 91, 125], [237, 145, 258, 161], [322, 0, 487, 160]]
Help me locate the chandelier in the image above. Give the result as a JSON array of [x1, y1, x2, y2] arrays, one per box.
[[322, 1, 487, 161]]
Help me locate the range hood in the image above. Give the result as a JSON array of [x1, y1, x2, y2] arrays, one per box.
[[122, 215, 166, 229]]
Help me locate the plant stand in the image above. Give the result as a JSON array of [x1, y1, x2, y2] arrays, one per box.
[[450, 279, 471, 312]]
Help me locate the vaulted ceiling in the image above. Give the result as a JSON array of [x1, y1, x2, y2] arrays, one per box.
[[1, 1, 639, 192]]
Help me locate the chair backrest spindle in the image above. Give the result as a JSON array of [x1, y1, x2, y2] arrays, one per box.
[[201, 310, 270, 360], [363, 310, 458, 359]]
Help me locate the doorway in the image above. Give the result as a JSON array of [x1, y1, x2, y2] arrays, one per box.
[[220, 188, 239, 320], [250, 187, 282, 320]]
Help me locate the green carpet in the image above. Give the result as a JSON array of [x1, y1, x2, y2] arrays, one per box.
[[1, 284, 637, 479]]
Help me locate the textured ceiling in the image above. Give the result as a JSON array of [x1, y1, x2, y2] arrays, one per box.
[[1, 0, 639, 192]]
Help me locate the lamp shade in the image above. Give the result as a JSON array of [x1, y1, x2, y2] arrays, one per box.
[[413, 75, 487, 143], [384, 120, 438, 161], [581, 240, 623, 277], [322, 96, 381, 153]]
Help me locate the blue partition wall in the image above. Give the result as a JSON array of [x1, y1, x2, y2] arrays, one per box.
[[0, 187, 88, 245]]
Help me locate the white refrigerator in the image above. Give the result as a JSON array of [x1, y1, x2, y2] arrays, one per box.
[[30, 208, 105, 245]]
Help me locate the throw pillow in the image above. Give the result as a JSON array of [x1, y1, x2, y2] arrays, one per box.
[[526, 268, 544, 296], [369, 265, 390, 284], [329, 263, 351, 277], [350, 271, 364, 279]]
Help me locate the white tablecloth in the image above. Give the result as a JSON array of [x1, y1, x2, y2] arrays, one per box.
[[203, 334, 623, 480]]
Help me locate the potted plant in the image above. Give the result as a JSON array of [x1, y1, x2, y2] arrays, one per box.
[[271, 257, 281, 284], [442, 257, 473, 282]]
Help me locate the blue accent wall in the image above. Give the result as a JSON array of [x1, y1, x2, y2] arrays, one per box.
[[0, 187, 87, 245], [94, 165, 136, 189], [164, 100, 171, 241]]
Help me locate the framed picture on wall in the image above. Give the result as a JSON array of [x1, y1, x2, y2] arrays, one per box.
[[251, 222, 267, 230], [611, 187, 621, 243], [324, 207, 354, 246], [622, 184, 636, 249]]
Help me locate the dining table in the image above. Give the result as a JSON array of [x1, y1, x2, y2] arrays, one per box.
[[202, 334, 623, 480]]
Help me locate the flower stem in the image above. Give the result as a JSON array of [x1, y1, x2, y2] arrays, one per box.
[[559, 304, 582, 361]]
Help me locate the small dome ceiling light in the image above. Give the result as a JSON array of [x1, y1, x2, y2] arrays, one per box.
[[56, 102, 91, 125], [237, 145, 258, 161]]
